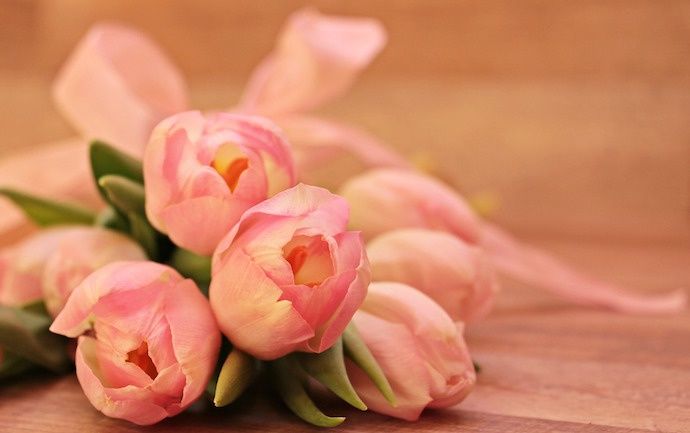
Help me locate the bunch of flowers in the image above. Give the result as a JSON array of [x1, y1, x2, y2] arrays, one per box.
[[0, 8, 685, 427]]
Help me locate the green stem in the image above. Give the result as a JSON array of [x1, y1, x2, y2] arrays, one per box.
[[270, 357, 345, 427]]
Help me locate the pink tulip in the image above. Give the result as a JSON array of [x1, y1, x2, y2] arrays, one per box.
[[347, 282, 476, 421], [341, 169, 687, 314], [0, 227, 145, 310], [41, 229, 147, 317], [210, 184, 369, 360], [239, 8, 386, 117], [144, 111, 296, 255], [50, 261, 220, 425], [367, 228, 498, 322], [53, 23, 187, 153]]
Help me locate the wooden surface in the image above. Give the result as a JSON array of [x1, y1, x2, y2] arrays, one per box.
[[1, 1, 690, 432]]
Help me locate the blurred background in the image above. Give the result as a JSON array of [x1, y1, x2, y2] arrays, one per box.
[[1, 0, 689, 246]]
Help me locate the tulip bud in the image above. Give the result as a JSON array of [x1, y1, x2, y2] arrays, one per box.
[[213, 348, 257, 407], [0, 229, 67, 307], [50, 261, 220, 425], [347, 282, 476, 421], [0, 227, 144, 312], [41, 228, 147, 317], [210, 184, 370, 360], [144, 111, 296, 255], [339, 168, 481, 243], [367, 228, 498, 322]]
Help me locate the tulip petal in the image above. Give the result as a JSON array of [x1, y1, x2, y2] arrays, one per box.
[[93, 335, 153, 389], [208, 113, 297, 196], [340, 169, 482, 243], [50, 261, 173, 337], [0, 246, 43, 306], [160, 196, 241, 255], [425, 325, 476, 410], [75, 336, 170, 425], [279, 270, 353, 335], [0, 227, 146, 316], [2, 227, 142, 308], [240, 8, 386, 116], [164, 278, 221, 407], [210, 249, 313, 360], [244, 184, 350, 236], [367, 228, 498, 322], [361, 282, 458, 340], [144, 112, 206, 231], [214, 185, 349, 267], [307, 232, 370, 353], [53, 23, 188, 153], [347, 311, 432, 421]]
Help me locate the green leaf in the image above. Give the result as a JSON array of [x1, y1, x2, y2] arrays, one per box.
[[298, 338, 367, 411], [342, 322, 396, 406], [0, 305, 69, 372], [270, 356, 345, 427], [127, 212, 159, 259], [0, 350, 34, 380], [20, 301, 49, 316], [98, 175, 146, 216], [0, 188, 95, 227], [90, 141, 143, 201], [213, 348, 256, 407], [169, 248, 212, 286], [95, 206, 130, 232], [98, 176, 169, 260]]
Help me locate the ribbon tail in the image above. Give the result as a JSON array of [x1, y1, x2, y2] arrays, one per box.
[[480, 222, 687, 314]]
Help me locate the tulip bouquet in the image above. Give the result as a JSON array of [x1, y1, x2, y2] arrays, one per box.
[[0, 8, 686, 428]]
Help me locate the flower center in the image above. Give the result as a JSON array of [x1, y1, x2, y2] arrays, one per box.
[[285, 245, 309, 275], [212, 143, 249, 192], [126, 341, 158, 380], [282, 235, 334, 287]]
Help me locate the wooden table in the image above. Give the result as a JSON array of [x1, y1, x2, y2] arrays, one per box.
[[1, 237, 688, 432]]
